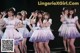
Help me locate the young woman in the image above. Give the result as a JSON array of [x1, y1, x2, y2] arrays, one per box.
[[29, 11, 39, 53], [58, 8, 70, 52], [16, 12, 24, 53], [64, 8, 80, 53], [30, 12, 54, 53], [20, 10, 34, 53], [29, 11, 43, 53], [2, 8, 23, 53], [40, 12, 54, 53]]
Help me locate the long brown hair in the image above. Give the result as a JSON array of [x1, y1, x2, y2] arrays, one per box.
[[43, 12, 50, 22], [21, 10, 27, 20], [68, 8, 76, 18], [35, 11, 43, 26]]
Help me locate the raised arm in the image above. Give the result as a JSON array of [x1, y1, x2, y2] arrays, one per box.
[[28, 12, 34, 19], [60, 15, 65, 22], [2, 12, 7, 18]]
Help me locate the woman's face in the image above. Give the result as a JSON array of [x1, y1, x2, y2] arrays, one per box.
[[44, 15, 49, 19], [33, 12, 37, 17], [38, 13, 42, 18], [8, 11, 14, 17], [16, 15, 22, 19], [64, 10, 68, 15], [69, 10, 74, 15]]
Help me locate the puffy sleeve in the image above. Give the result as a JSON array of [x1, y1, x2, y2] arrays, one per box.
[[48, 19, 52, 24], [3, 18, 7, 22], [74, 16, 78, 21]]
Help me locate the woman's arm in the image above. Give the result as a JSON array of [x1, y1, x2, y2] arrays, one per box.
[[60, 15, 65, 22], [2, 20, 6, 28], [28, 12, 34, 19], [30, 18, 36, 25], [76, 21, 80, 29], [28, 24, 34, 31], [2, 12, 7, 18]]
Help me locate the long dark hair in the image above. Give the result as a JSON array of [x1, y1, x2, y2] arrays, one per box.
[[62, 7, 69, 16], [21, 10, 27, 20], [43, 12, 50, 22], [5, 7, 16, 18], [23, 13, 27, 20], [17, 12, 22, 20], [35, 11, 43, 26], [63, 7, 68, 12], [7, 7, 15, 15], [68, 8, 76, 18]]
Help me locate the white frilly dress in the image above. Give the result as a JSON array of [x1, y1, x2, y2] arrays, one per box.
[[62, 16, 80, 39], [58, 15, 68, 37], [29, 19, 54, 42], [2, 17, 23, 45]]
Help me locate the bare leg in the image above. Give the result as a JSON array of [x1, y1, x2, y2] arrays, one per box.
[[44, 41, 50, 53], [36, 42, 40, 53], [22, 38, 27, 53], [63, 38, 67, 51], [67, 39, 70, 52], [24, 45, 27, 53], [34, 42, 40, 53], [37, 42, 42, 53], [38, 42, 44, 53], [33, 42, 38, 53], [14, 45, 20, 53], [19, 41, 23, 53], [69, 39, 76, 53]]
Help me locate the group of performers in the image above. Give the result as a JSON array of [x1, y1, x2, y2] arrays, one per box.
[[0, 7, 80, 53], [59, 7, 80, 53], [0, 7, 54, 53]]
